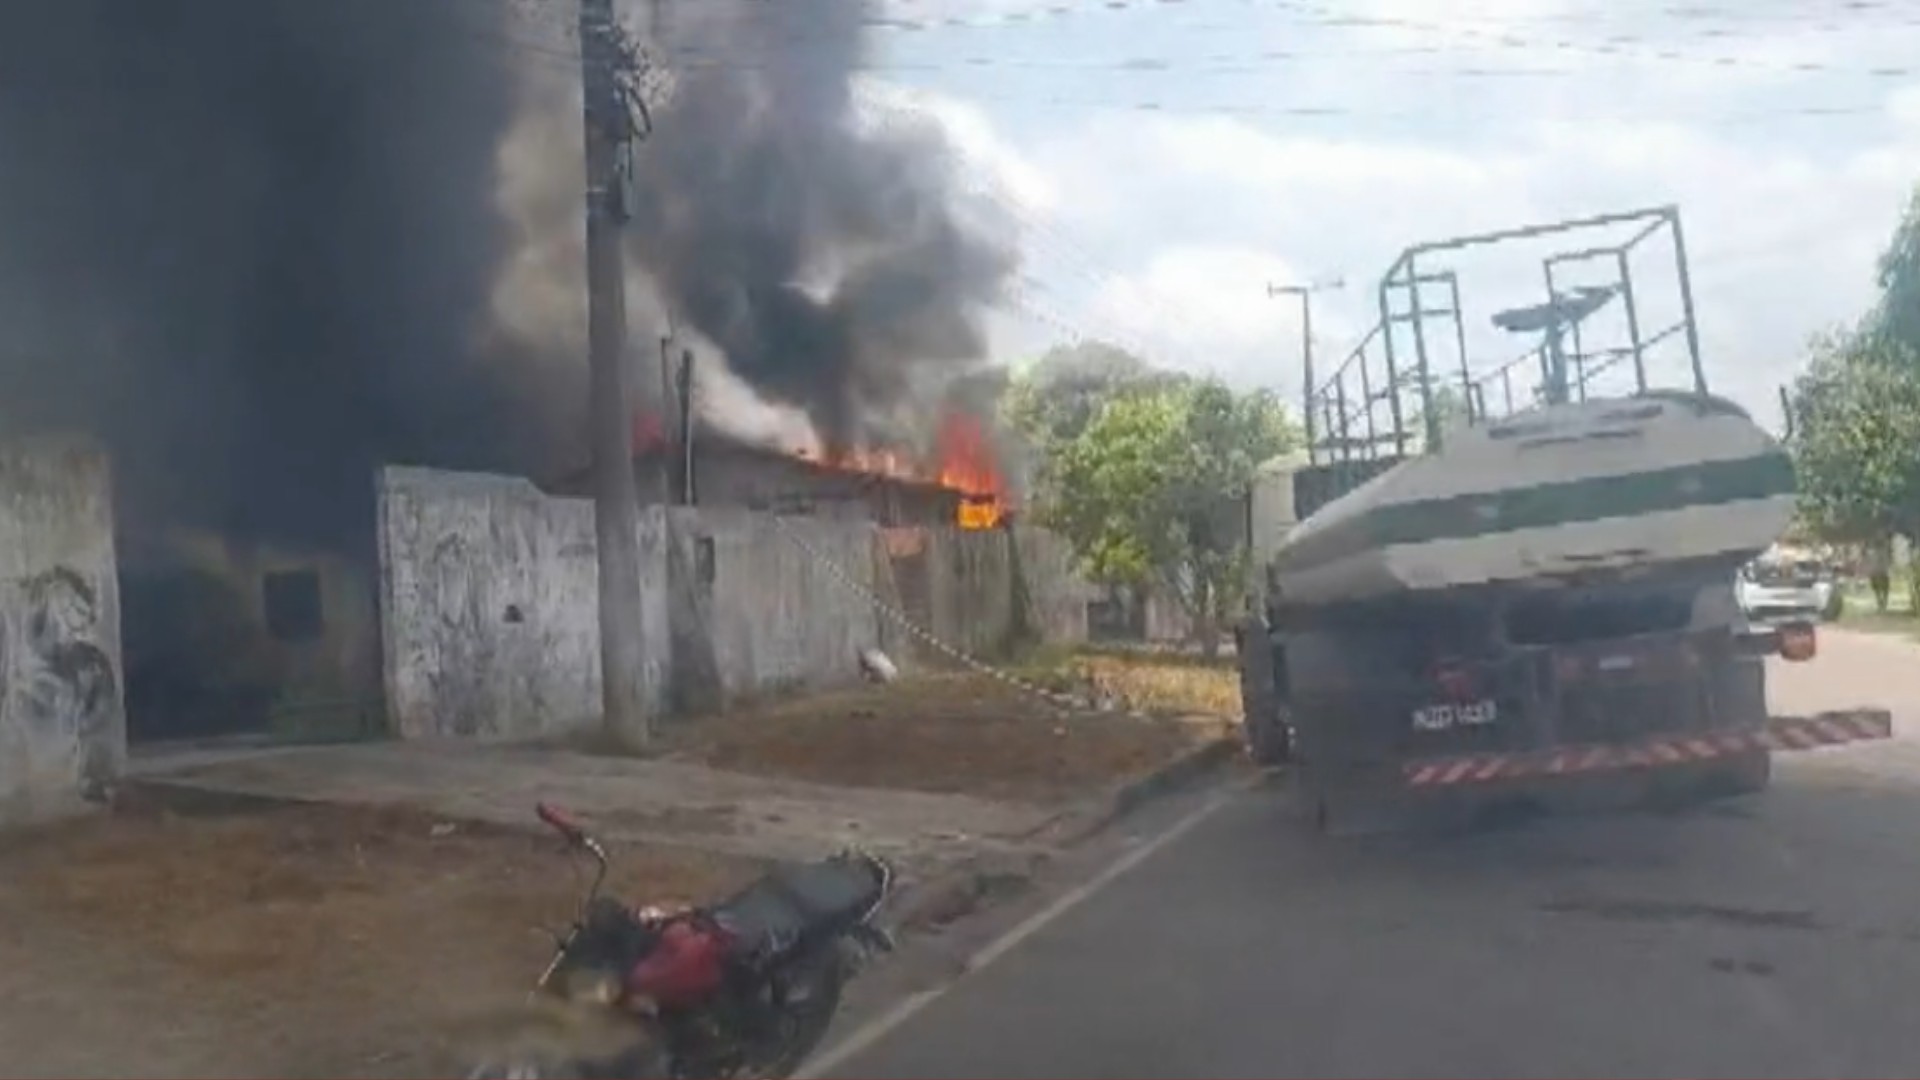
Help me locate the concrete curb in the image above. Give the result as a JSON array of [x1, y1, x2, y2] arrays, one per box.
[[889, 850, 1048, 934], [888, 730, 1243, 933], [1051, 734, 1243, 848], [122, 730, 1246, 940]]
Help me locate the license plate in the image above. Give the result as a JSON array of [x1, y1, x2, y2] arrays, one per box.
[[1412, 699, 1498, 732]]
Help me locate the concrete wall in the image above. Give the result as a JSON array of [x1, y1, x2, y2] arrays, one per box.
[[665, 508, 884, 705], [1012, 525, 1094, 644], [377, 466, 1088, 741], [0, 435, 124, 825], [870, 525, 1031, 667], [378, 467, 891, 739], [377, 467, 668, 741], [927, 527, 1019, 658]]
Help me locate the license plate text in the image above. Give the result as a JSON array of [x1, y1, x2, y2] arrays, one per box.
[[1412, 699, 1498, 732]]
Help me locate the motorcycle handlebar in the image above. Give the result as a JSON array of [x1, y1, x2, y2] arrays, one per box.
[[535, 801, 588, 845], [536, 801, 610, 910]]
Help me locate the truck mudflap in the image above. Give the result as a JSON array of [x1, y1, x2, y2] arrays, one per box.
[[1403, 708, 1893, 788]]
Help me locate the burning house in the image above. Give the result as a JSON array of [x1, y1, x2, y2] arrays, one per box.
[[548, 406, 1014, 532]]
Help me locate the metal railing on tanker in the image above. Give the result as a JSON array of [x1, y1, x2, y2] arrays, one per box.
[[1298, 205, 1711, 518]]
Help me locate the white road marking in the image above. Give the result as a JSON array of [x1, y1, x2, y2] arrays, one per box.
[[796, 788, 1239, 1079]]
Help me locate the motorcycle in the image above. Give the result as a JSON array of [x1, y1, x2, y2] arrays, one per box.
[[466, 802, 896, 1080]]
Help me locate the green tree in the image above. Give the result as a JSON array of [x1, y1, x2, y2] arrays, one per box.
[[1003, 341, 1179, 451], [1870, 185, 1920, 352], [1787, 327, 1920, 606], [1041, 377, 1298, 656]]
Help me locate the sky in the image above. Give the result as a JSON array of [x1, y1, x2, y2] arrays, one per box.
[[855, 0, 1920, 436]]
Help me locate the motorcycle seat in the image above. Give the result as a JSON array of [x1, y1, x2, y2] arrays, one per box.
[[709, 853, 886, 964]]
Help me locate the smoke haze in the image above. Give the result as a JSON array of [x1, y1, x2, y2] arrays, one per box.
[[0, 0, 1014, 549], [626, 0, 1017, 453], [0, 0, 561, 547]]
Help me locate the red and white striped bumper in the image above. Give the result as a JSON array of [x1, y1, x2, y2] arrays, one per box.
[[1403, 709, 1894, 788]]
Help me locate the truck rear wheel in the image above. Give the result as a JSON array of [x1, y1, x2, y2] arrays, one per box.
[[1244, 702, 1294, 766], [1236, 619, 1292, 766]]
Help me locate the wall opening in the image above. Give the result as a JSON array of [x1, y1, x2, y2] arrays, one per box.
[[119, 540, 381, 746], [263, 568, 325, 642], [120, 567, 281, 742]]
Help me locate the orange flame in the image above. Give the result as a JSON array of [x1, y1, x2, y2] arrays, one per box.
[[955, 496, 1002, 530], [935, 413, 1007, 530], [785, 412, 1010, 529]]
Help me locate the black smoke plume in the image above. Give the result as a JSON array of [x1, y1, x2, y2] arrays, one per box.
[[0, 0, 1015, 553], [629, 0, 1017, 452], [0, 0, 536, 548]]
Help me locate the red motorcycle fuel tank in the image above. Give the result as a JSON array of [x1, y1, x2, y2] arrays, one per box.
[[626, 920, 730, 1007]]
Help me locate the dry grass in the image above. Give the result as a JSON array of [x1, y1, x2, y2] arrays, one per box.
[[1017, 644, 1243, 720]]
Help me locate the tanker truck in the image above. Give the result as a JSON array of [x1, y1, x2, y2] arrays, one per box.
[[1236, 207, 1891, 831]]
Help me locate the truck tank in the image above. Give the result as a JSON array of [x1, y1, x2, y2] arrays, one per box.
[[1269, 391, 1795, 608]]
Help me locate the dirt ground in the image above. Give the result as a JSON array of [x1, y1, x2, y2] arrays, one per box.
[[0, 793, 756, 1079], [0, 649, 1240, 1077], [662, 661, 1233, 805]]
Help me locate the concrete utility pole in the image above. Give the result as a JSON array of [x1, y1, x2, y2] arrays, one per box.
[[1267, 279, 1344, 456], [580, 0, 650, 745]]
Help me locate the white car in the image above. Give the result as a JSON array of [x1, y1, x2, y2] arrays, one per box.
[[1736, 557, 1839, 623]]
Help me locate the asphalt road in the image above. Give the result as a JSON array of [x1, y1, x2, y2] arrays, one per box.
[[828, 628, 1920, 1079]]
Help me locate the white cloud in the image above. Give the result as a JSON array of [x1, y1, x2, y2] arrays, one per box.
[[854, 78, 1058, 213], [871, 4, 1920, 435], [1342, 0, 1584, 54], [1890, 85, 1920, 131], [1081, 246, 1344, 382], [928, 97, 1915, 427]]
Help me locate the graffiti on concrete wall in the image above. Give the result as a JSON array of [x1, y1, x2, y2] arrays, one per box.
[[6, 566, 119, 800], [425, 529, 487, 737]]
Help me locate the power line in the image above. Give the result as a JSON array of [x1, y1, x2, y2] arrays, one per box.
[[1265, 0, 1919, 76], [432, 1, 1905, 386], [436, 20, 1912, 134], [606, 39, 1920, 83], [879, 0, 1917, 33], [886, 90, 1901, 125], [872, 0, 1918, 36], [459, 0, 1912, 63], [448, 0, 1920, 80]]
